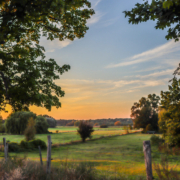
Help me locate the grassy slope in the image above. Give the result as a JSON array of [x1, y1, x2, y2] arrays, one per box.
[[1, 128, 180, 179]]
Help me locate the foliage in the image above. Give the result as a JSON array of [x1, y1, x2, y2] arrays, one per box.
[[100, 124, 108, 128], [154, 156, 180, 180], [94, 123, 99, 126], [46, 117, 57, 128], [114, 121, 121, 126], [128, 125, 133, 130], [24, 117, 36, 141], [8, 142, 22, 152], [158, 108, 168, 137], [145, 124, 153, 132], [66, 121, 75, 126], [0, 115, 5, 132], [35, 116, 49, 134], [160, 78, 180, 146], [5, 111, 36, 134], [20, 139, 46, 150], [77, 121, 94, 142], [123, 0, 180, 41], [0, 158, 104, 180], [74, 121, 80, 127], [0, 0, 95, 112], [131, 94, 160, 131], [150, 135, 164, 146]]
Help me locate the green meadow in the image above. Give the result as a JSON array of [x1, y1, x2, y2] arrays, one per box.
[[0, 127, 179, 179]]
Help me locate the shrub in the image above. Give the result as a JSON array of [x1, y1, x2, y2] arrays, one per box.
[[146, 124, 153, 132], [77, 121, 94, 142], [24, 117, 36, 141], [46, 117, 57, 128], [8, 142, 21, 152], [20, 139, 46, 150], [20, 140, 32, 150], [5, 111, 36, 134], [35, 116, 49, 134], [28, 139, 47, 150], [100, 124, 108, 128], [114, 121, 121, 126], [150, 135, 164, 146]]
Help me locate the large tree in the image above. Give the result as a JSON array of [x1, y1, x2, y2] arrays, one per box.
[[160, 78, 180, 146], [123, 0, 180, 41], [0, 0, 95, 112], [131, 94, 160, 131]]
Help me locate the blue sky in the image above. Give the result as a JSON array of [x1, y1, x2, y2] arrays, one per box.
[[3, 0, 180, 120]]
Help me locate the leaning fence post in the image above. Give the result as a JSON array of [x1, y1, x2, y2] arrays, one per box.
[[46, 135, 51, 174], [38, 146, 43, 165], [143, 140, 153, 180], [3, 138, 7, 161]]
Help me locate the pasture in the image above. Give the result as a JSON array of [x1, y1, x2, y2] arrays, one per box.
[[0, 127, 179, 179]]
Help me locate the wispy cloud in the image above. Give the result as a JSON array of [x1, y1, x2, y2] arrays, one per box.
[[87, 11, 104, 25], [101, 17, 119, 27], [105, 40, 180, 68], [137, 69, 174, 78]]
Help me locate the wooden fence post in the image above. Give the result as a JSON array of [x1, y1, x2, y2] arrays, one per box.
[[38, 146, 43, 165], [46, 135, 51, 174], [3, 138, 7, 161], [143, 140, 153, 180]]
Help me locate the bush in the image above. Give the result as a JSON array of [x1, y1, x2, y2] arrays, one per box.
[[146, 124, 153, 132], [77, 121, 94, 142], [5, 111, 36, 134], [8, 142, 22, 152], [46, 117, 57, 128], [28, 139, 47, 150], [24, 117, 36, 141], [35, 116, 49, 134], [20, 139, 46, 150], [114, 121, 121, 126], [20, 140, 32, 150], [150, 135, 164, 146], [100, 124, 108, 128]]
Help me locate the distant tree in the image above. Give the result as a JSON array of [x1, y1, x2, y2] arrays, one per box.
[[100, 124, 108, 128], [66, 121, 74, 126], [35, 116, 49, 134], [5, 111, 36, 134], [46, 117, 57, 128], [74, 121, 80, 127], [77, 121, 94, 142], [94, 123, 99, 126], [131, 94, 160, 131], [114, 121, 121, 126], [24, 117, 36, 141]]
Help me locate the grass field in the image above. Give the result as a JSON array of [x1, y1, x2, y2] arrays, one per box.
[[0, 127, 179, 179]]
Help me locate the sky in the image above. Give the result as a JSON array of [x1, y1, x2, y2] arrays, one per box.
[[2, 0, 180, 120]]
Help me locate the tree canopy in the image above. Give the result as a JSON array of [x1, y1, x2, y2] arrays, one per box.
[[131, 94, 160, 130], [160, 78, 180, 146], [0, 0, 95, 112], [123, 0, 180, 41]]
